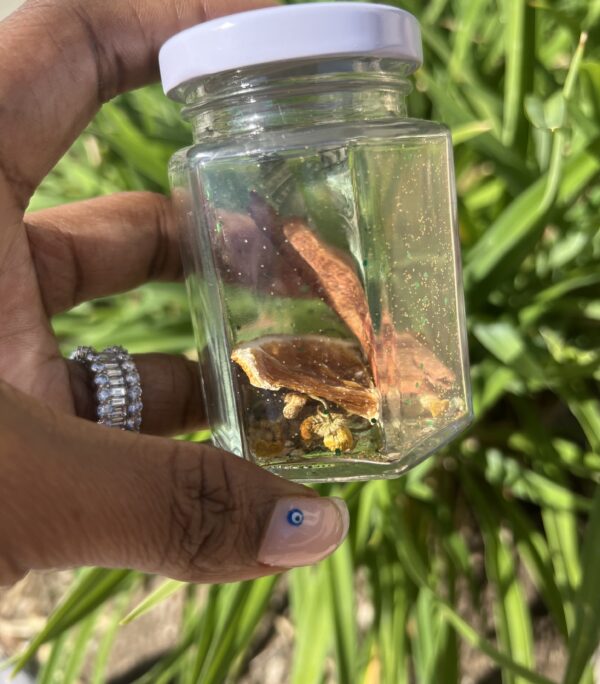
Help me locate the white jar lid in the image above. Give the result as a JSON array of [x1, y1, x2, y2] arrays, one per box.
[[159, 3, 422, 97]]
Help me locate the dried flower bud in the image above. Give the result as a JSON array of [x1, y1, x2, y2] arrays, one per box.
[[301, 411, 355, 452], [323, 426, 354, 452]]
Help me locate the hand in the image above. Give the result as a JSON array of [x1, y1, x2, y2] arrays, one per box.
[[0, 0, 349, 586]]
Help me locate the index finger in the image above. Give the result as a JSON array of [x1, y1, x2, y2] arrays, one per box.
[[0, 0, 274, 211]]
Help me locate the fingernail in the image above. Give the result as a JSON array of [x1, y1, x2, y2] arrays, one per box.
[[258, 496, 349, 568]]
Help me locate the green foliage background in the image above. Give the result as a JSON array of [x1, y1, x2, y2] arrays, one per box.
[[10, 0, 600, 682]]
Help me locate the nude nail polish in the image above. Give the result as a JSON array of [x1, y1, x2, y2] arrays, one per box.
[[258, 496, 349, 568]]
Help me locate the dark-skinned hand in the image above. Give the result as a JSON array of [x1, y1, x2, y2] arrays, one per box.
[[0, 0, 348, 587]]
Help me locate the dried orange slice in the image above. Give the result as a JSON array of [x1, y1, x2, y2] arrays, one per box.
[[282, 219, 375, 365], [248, 194, 374, 365], [231, 335, 379, 420], [243, 196, 455, 410], [374, 315, 456, 397]]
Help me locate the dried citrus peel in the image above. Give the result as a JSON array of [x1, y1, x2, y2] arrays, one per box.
[[231, 335, 379, 420], [248, 195, 375, 365], [282, 219, 375, 365], [374, 314, 456, 397]]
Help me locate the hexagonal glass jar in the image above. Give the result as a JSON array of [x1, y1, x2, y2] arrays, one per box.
[[161, 4, 472, 482]]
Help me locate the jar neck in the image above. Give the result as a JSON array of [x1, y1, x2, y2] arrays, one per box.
[[178, 58, 412, 141]]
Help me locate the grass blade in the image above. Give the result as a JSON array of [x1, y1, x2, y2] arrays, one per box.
[[200, 576, 277, 684], [37, 633, 69, 684], [498, 497, 569, 638], [412, 587, 438, 684], [464, 137, 600, 291], [135, 587, 203, 684], [449, 0, 490, 81], [465, 30, 591, 294], [90, 585, 138, 684], [326, 540, 357, 684], [542, 508, 580, 631], [502, 0, 535, 149], [464, 477, 535, 684], [566, 397, 600, 454], [13, 568, 134, 674], [290, 565, 333, 684], [369, 543, 411, 684], [191, 583, 252, 684], [61, 613, 100, 683], [452, 120, 493, 145], [562, 488, 600, 684], [120, 579, 186, 625], [437, 601, 556, 684]]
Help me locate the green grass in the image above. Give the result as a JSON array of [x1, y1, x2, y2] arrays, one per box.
[[14, 0, 600, 682]]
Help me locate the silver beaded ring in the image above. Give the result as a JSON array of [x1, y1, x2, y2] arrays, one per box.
[[70, 346, 143, 432]]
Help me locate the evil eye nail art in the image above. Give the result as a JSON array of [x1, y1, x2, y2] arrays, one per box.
[[287, 508, 304, 526], [258, 498, 349, 567]]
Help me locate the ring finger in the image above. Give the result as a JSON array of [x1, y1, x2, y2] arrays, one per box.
[[68, 353, 205, 436]]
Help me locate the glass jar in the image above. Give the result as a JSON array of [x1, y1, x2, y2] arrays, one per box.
[[160, 3, 472, 483]]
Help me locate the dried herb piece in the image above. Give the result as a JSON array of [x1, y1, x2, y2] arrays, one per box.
[[213, 208, 309, 298], [243, 196, 456, 415], [324, 429, 353, 452], [282, 392, 308, 419], [300, 415, 318, 443]]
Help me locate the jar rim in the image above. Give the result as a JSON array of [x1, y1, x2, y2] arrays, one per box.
[[159, 3, 422, 100]]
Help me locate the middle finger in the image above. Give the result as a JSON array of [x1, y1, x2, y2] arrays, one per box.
[[26, 192, 279, 314], [25, 192, 182, 315]]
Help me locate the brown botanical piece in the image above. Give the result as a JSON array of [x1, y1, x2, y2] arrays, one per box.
[[374, 313, 455, 396], [233, 195, 459, 461], [231, 335, 378, 420], [282, 392, 308, 419], [300, 411, 354, 452], [281, 218, 374, 365], [248, 194, 375, 365]]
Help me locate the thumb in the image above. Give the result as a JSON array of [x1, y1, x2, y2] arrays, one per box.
[[0, 383, 349, 585]]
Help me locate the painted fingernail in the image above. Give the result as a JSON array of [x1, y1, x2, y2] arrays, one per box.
[[258, 496, 349, 568]]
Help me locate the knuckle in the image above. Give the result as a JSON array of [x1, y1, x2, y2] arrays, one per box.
[[165, 446, 258, 580], [147, 194, 180, 282], [66, 2, 123, 103], [0, 157, 36, 211], [24, 219, 83, 313]]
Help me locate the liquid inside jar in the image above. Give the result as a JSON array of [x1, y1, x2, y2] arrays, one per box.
[[180, 124, 471, 481]]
